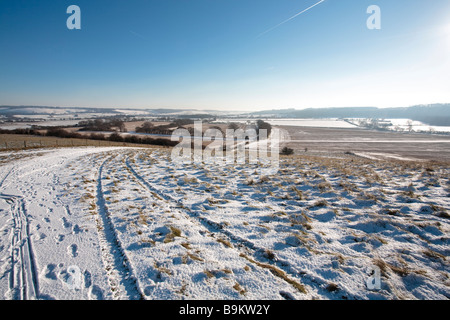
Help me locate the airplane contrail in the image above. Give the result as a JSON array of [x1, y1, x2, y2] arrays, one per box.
[[257, 0, 326, 38], [129, 30, 146, 40]]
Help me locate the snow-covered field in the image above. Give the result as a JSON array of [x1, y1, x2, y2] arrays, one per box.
[[213, 118, 357, 129], [347, 118, 450, 133], [266, 119, 357, 128], [0, 147, 449, 300]]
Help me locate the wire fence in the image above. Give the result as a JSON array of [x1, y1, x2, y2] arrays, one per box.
[[0, 136, 154, 150]]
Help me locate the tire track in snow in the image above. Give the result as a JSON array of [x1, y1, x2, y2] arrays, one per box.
[[0, 167, 14, 189], [124, 155, 309, 297], [0, 194, 39, 300], [94, 157, 144, 300], [1, 164, 39, 299]]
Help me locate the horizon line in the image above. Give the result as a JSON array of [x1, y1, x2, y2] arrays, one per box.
[[1, 103, 449, 113]]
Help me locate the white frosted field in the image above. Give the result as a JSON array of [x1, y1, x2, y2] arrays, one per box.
[[213, 118, 358, 129], [0, 146, 448, 300], [267, 119, 357, 128], [347, 118, 450, 133]]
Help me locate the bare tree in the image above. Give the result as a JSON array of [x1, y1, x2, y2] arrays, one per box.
[[407, 120, 413, 132], [227, 122, 241, 130]]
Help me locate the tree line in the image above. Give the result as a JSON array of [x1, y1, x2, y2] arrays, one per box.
[[135, 119, 194, 135], [0, 119, 273, 148], [77, 118, 127, 132], [0, 127, 178, 147]]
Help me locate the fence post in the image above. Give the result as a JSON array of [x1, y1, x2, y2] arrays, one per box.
[[24, 140, 27, 148]]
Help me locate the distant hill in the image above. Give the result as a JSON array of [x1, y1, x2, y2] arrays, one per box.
[[250, 104, 450, 126], [0, 106, 235, 117], [1, 104, 449, 126], [0, 106, 121, 116]]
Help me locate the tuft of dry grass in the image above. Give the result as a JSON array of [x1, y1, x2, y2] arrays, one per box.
[[422, 249, 446, 262], [183, 176, 199, 184], [325, 283, 339, 292], [204, 270, 215, 279], [138, 210, 149, 225], [217, 238, 233, 248], [290, 186, 305, 200], [164, 225, 183, 243], [239, 253, 307, 294], [233, 282, 247, 295], [187, 252, 204, 262], [310, 199, 328, 208], [372, 257, 409, 277], [245, 177, 255, 186], [181, 242, 191, 250], [154, 262, 173, 276], [289, 212, 313, 230]]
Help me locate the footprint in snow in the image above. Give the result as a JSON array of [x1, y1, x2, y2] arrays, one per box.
[[68, 244, 78, 257], [84, 270, 92, 288], [44, 264, 58, 280], [88, 285, 104, 300], [61, 217, 72, 229], [72, 224, 82, 234]]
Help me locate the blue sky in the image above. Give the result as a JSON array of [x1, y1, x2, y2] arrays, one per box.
[[1, 0, 449, 111]]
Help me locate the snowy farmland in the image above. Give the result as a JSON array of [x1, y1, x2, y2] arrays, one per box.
[[0, 146, 449, 300]]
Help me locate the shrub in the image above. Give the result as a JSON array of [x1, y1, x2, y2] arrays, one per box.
[[256, 120, 272, 137], [280, 146, 294, 155], [46, 127, 82, 139], [135, 121, 154, 133], [108, 132, 124, 142], [89, 133, 106, 140]]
